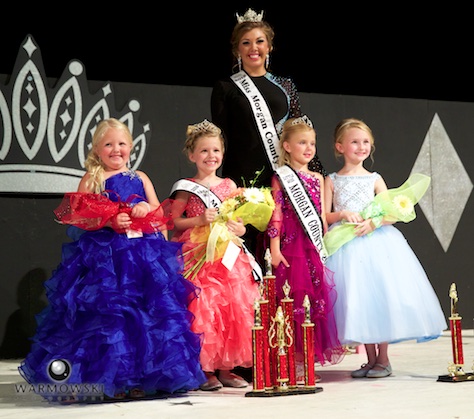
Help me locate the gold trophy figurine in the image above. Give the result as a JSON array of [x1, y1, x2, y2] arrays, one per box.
[[437, 283, 474, 382]]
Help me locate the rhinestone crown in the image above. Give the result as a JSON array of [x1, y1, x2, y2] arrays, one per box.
[[236, 8, 264, 23]]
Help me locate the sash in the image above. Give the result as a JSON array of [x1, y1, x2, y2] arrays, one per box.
[[170, 178, 263, 281], [276, 165, 328, 264], [170, 179, 220, 209], [230, 71, 280, 171]]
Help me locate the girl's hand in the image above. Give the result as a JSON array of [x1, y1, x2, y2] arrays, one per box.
[[131, 201, 150, 218], [354, 219, 375, 236], [111, 212, 132, 230], [342, 210, 363, 224], [271, 249, 290, 268], [227, 217, 246, 237], [199, 208, 218, 225]]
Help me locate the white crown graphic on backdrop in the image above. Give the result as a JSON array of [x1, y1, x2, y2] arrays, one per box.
[[0, 35, 151, 194]]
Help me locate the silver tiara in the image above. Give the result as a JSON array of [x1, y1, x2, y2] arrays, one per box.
[[291, 115, 313, 128], [189, 119, 220, 134], [236, 8, 264, 23]]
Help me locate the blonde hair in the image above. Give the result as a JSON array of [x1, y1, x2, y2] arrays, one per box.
[[333, 118, 375, 162], [84, 118, 133, 193], [183, 119, 225, 155], [278, 117, 316, 166], [230, 20, 275, 72]]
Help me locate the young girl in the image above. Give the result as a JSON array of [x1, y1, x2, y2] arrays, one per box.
[[324, 117, 447, 378], [19, 118, 206, 400], [267, 116, 345, 382], [170, 119, 261, 391]]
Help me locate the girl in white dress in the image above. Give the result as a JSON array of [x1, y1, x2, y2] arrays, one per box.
[[323, 118, 447, 379]]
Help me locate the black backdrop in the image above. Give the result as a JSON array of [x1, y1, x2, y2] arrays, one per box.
[[2, 3, 473, 102]]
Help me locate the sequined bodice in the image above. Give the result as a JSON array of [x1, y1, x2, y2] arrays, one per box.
[[185, 178, 233, 217], [329, 172, 380, 213]]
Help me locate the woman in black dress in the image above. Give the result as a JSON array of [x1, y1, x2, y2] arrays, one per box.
[[211, 8, 325, 257]]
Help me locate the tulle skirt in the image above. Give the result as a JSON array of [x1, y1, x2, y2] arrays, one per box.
[[19, 228, 206, 398], [325, 224, 447, 345]]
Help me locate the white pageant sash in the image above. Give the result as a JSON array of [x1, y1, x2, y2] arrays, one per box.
[[170, 179, 221, 209], [230, 71, 280, 171], [170, 178, 263, 281], [276, 165, 328, 264]]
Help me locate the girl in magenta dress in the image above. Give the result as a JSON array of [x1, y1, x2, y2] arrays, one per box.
[[170, 120, 262, 391], [267, 116, 344, 381]]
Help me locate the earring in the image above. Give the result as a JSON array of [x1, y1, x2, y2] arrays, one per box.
[[238, 55, 242, 72], [127, 159, 131, 169], [266, 54, 270, 69]]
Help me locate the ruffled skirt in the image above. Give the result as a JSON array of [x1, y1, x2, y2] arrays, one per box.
[[19, 228, 206, 398], [177, 228, 260, 372]]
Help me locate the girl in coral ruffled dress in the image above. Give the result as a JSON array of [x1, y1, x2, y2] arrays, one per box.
[[170, 120, 274, 391]]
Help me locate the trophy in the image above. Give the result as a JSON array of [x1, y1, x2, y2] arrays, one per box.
[[246, 249, 323, 397], [437, 283, 474, 382]]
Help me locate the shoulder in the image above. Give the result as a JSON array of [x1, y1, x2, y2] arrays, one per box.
[[135, 170, 153, 184], [268, 73, 297, 89], [212, 77, 234, 92], [372, 172, 388, 193], [223, 177, 238, 190]]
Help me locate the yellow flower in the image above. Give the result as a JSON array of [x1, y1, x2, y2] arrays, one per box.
[[243, 187, 265, 204], [262, 188, 275, 210], [392, 194, 414, 216], [219, 198, 239, 220]]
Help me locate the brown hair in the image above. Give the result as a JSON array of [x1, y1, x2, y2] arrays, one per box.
[[230, 20, 275, 72], [183, 119, 225, 156]]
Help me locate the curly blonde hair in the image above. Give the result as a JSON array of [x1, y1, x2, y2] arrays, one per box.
[[84, 118, 133, 193]]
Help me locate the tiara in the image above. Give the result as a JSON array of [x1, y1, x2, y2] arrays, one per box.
[[236, 8, 264, 23], [291, 115, 313, 128], [189, 119, 220, 134]]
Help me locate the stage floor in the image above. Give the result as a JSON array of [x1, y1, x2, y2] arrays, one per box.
[[0, 329, 472, 419]]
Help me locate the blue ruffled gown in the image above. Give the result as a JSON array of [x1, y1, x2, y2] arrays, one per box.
[[325, 172, 447, 345], [18, 171, 206, 399]]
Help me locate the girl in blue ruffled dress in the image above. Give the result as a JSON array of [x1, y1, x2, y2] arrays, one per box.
[[323, 118, 447, 379], [18, 118, 205, 401]]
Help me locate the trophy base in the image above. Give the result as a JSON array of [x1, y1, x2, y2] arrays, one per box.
[[437, 372, 474, 382], [245, 386, 323, 397]]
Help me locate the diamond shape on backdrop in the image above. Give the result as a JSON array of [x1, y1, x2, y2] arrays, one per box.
[[411, 113, 473, 252]]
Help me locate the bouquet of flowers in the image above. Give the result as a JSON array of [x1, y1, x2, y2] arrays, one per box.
[[183, 171, 275, 280], [323, 173, 430, 256]]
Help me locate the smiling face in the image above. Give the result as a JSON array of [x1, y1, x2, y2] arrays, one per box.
[[96, 127, 132, 172], [188, 135, 223, 175], [238, 28, 270, 75], [336, 127, 373, 164]]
